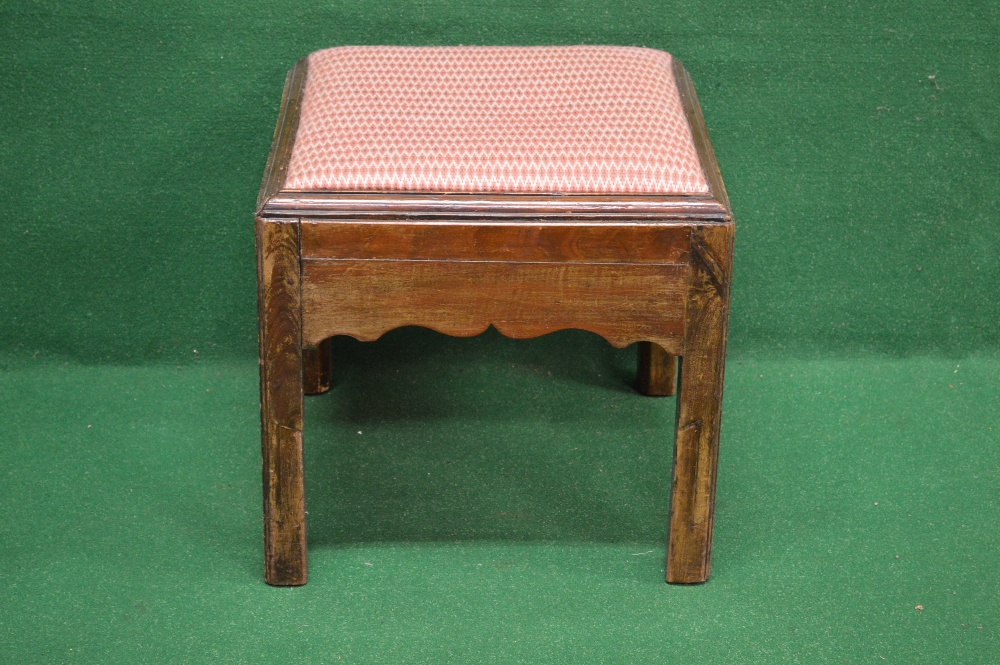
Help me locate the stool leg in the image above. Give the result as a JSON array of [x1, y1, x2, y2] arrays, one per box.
[[637, 342, 677, 396], [667, 225, 733, 584], [303, 338, 332, 395], [256, 217, 307, 586]]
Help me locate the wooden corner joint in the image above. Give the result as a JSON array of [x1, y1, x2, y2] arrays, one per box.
[[689, 225, 733, 301]]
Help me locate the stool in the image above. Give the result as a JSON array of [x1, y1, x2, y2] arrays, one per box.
[[256, 46, 733, 586]]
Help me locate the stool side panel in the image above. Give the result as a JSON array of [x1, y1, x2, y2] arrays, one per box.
[[300, 259, 688, 353], [300, 221, 690, 264]]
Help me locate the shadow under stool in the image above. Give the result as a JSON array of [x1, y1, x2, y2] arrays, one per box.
[[255, 45, 734, 586]]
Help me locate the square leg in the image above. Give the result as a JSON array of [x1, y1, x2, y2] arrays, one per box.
[[256, 217, 307, 586], [666, 225, 733, 583]]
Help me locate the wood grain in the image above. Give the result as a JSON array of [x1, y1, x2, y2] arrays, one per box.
[[301, 259, 688, 353], [256, 217, 307, 586], [666, 224, 734, 583], [301, 221, 690, 263], [636, 342, 677, 396]]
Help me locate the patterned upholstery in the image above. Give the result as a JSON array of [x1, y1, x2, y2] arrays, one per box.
[[285, 46, 709, 196]]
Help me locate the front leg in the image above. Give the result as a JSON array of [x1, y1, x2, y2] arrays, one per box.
[[667, 224, 733, 583], [257, 217, 308, 586]]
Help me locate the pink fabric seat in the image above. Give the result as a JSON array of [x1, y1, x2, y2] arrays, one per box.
[[285, 45, 709, 196]]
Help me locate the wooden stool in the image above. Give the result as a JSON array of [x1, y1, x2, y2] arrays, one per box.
[[256, 46, 733, 586]]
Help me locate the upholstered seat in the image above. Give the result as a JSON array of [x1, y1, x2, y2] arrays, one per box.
[[285, 46, 709, 195]]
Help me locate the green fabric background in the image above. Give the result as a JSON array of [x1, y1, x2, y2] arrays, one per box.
[[1, 0, 997, 662]]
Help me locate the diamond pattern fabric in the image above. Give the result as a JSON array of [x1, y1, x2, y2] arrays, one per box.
[[284, 46, 709, 195]]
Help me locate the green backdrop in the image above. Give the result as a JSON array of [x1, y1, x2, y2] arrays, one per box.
[[1, 1, 997, 662]]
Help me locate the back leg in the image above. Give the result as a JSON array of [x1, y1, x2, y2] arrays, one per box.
[[637, 341, 677, 396], [303, 338, 332, 395]]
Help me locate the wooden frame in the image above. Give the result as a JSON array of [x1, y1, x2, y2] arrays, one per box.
[[256, 55, 733, 586]]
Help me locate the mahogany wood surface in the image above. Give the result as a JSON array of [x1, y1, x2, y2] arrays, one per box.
[[301, 221, 691, 264], [255, 54, 734, 586], [666, 224, 734, 583], [301, 259, 688, 352], [256, 217, 308, 586]]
